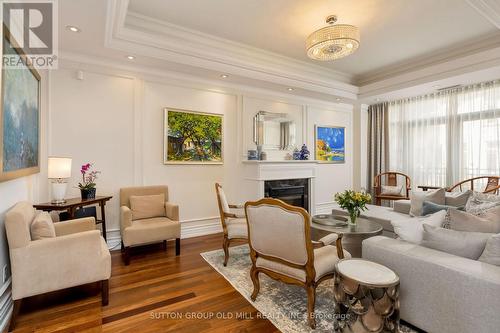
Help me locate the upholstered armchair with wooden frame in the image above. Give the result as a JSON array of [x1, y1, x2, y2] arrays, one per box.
[[5, 202, 111, 332], [215, 183, 247, 266], [120, 185, 180, 265], [373, 172, 411, 206], [448, 176, 500, 194], [245, 198, 350, 329]]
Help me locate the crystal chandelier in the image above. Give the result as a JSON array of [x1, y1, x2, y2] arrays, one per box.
[[306, 15, 360, 61]]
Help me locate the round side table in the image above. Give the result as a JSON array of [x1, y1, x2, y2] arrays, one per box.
[[333, 259, 400, 333]]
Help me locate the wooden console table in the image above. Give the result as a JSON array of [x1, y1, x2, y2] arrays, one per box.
[[34, 196, 112, 240]]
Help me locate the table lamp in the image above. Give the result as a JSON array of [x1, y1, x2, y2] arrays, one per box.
[[48, 157, 72, 204]]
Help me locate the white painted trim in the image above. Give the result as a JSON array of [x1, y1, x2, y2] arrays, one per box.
[[0, 279, 12, 333], [466, 0, 500, 29], [315, 201, 336, 214]]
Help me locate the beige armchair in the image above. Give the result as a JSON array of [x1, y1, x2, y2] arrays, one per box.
[[245, 198, 350, 329], [5, 202, 111, 331], [120, 185, 180, 265], [215, 183, 247, 266]]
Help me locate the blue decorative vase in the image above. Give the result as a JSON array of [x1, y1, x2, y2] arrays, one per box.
[[300, 144, 310, 160], [292, 148, 301, 160]]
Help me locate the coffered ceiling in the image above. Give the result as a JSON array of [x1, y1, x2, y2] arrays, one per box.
[[58, 0, 500, 102]]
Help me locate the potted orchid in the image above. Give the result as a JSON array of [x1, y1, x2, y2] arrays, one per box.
[[334, 190, 371, 225], [78, 163, 100, 200]]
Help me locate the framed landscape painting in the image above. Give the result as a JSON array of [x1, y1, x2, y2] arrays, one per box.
[[315, 125, 345, 163], [0, 27, 41, 182], [164, 108, 223, 164]]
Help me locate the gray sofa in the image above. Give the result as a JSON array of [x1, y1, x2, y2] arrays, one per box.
[[363, 236, 500, 333]]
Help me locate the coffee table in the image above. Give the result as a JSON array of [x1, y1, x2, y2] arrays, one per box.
[[311, 215, 383, 257], [333, 259, 400, 332]]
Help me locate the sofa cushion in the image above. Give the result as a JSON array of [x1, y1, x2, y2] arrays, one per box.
[[391, 210, 446, 244], [226, 218, 248, 239], [448, 207, 500, 233], [393, 200, 411, 214], [479, 234, 500, 266], [445, 190, 472, 207], [380, 185, 403, 196], [30, 211, 56, 241], [421, 201, 464, 216], [421, 225, 492, 260], [410, 188, 445, 216], [129, 194, 165, 220], [465, 191, 500, 216], [122, 216, 180, 247]]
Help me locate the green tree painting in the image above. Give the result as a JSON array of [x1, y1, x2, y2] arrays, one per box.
[[165, 109, 223, 163]]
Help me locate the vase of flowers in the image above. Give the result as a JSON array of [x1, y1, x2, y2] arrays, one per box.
[[78, 163, 100, 200], [334, 190, 371, 225]]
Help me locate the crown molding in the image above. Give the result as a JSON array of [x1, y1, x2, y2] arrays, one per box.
[[355, 31, 500, 86], [103, 0, 358, 100], [466, 0, 500, 29]]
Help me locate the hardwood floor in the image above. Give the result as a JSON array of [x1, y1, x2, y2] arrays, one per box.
[[12, 233, 279, 333]]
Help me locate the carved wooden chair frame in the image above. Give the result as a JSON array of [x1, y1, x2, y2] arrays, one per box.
[[448, 176, 500, 194], [244, 198, 344, 328], [215, 183, 247, 266], [373, 172, 411, 205]]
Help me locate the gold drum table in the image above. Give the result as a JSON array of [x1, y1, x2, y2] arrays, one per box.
[[333, 259, 400, 333]]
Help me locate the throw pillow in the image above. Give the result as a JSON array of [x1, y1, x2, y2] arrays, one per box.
[[31, 211, 56, 240], [380, 185, 403, 196], [447, 207, 500, 233], [445, 190, 472, 207], [421, 201, 464, 216], [479, 234, 500, 266], [391, 210, 446, 244], [421, 224, 492, 260], [130, 194, 165, 220], [465, 191, 500, 216], [409, 188, 446, 216]]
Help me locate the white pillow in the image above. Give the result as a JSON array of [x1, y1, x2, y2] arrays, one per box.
[[380, 185, 403, 196], [465, 191, 500, 216], [391, 210, 447, 244], [479, 234, 500, 266], [30, 211, 56, 240], [410, 188, 445, 216]]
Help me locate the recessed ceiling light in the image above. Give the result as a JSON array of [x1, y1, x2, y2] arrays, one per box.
[[336, 98, 341, 101], [220, 74, 228, 78], [433, 84, 441, 88], [375, 98, 380, 101], [287, 88, 294, 91], [126, 55, 135, 60], [66, 25, 80, 33]]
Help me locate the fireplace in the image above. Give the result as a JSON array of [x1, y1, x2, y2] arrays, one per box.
[[264, 178, 309, 211]]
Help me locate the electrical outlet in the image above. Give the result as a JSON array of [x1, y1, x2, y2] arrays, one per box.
[[2, 265, 8, 284]]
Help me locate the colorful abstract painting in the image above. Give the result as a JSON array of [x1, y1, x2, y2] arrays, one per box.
[[164, 108, 223, 164], [1, 31, 40, 181], [315, 126, 345, 163]]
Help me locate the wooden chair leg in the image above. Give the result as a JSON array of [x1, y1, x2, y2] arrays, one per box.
[[120, 241, 124, 253], [175, 238, 180, 256], [250, 267, 260, 301], [9, 299, 21, 332], [101, 280, 109, 306], [306, 285, 316, 329], [222, 237, 229, 266], [123, 246, 130, 265], [163, 240, 167, 251]]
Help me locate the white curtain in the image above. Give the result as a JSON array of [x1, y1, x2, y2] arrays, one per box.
[[388, 80, 500, 189]]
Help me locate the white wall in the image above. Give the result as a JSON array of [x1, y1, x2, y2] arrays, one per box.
[[49, 62, 356, 242]]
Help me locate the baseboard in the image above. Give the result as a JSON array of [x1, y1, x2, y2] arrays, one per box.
[[0, 279, 12, 333], [105, 217, 223, 248]]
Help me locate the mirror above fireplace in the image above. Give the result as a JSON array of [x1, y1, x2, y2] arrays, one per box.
[[253, 111, 296, 150]]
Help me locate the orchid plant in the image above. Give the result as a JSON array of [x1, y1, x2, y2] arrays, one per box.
[[78, 163, 100, 190]]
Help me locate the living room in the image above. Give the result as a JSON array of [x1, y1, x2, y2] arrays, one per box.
[[1, 0, 499, 332]]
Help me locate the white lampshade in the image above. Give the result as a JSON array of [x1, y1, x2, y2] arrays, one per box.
[[48, 157, 72, 179]]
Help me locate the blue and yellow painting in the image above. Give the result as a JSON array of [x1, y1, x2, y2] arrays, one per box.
[[315, 126, 345, 163], [2, 35, 40, 176]]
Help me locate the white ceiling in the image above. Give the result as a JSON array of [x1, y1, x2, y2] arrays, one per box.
[[127, 0, 498, 79]]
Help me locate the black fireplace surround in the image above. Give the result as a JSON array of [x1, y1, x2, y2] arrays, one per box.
[[264, 178, 309, 212]]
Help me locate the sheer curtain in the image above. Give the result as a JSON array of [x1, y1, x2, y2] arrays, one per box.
[[388, 80, 500, 188]]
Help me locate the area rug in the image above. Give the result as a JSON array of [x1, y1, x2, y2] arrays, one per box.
[[201, 245, 417, 333]]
